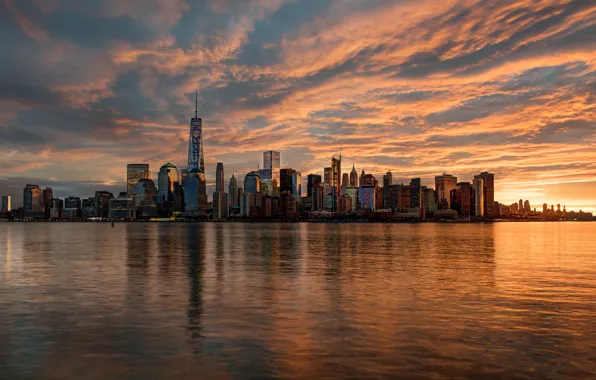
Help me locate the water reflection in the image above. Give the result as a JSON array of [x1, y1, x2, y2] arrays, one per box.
[[0, 223, 595, 379]]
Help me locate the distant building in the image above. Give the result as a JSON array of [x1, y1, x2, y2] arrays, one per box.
[[244, 171, 261, 195], [383, 172, 392, 209], [43, 187, 53, 219], [479, 172, 496, 218], [215, 162, 225, 193], [473, 176, 484, 216], [95, 191, 113, 219], [23, 184, 43, 218], [410, 178, 421, 209], [213, 192, 229, 219], [229, 174, 238, 208], [50, 198, 63, 219], [359, 185, 376, 210], [435, 173, 457, 210], [307, 174, 322, 197], [331, 155, 341, 212], [127, 164, 150, 198], [64, 196, 82, 210], [134, 179, 157, 207], [349, 165, 358, 187], [157, 162, 180, 204], [109, 197, 136, 220], [184, 171, 208, 214], [345, 186, 358, 212], [324, 167, 333, 186], [1, 196, 11, 212], [262, 151, 281, 196], [456, 182, 472, 218]]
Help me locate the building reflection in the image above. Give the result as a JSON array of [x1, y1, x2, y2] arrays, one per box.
[[185, 223, 205, 353], [126, 224, 151, 303]]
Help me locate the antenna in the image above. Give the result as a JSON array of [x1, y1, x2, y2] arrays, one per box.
[[339, 146, 342, 161], [195, 91, 198, 119]]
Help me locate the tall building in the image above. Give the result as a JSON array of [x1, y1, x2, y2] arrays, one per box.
[[331, 155, 341, 212], [280, 169, 297, 194], [23, 184, 43, 217], [519, 199, 523, 214], [244, 171, 261, 195], [262, 151, 281, 196], [350, 165, 358, 187], [472, 176, 484, 216], [410, 178, 421, 209], [456, 182, 472, 218], [95, 191, 113, 219], [479, 172, 495, 218], [323, 167, 333, 185], [229, 174, 238, 207], [292, 171, 302, 199], [64, 196, 82, 210], [435, 173, 457, 209], [341, 173, 349, 195], [184, 93, 208, 214], [215, 162, 225, 193], [1, 196, 11, 212], [134, 180, 157, 207], [383, 172, 392, 209], [157, 163, 180, 204], [359, 185, 376, 210], [307, 174, 322, 197], [127, 164, 150, 198], [43, 187, 53, 219], [524, 200, 530, 214]]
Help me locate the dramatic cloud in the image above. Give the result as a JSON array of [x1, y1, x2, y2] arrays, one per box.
[[1, 0, 595, 211]]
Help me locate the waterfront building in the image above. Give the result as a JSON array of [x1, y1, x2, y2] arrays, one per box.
[[435, 173, 457, 210], [473, 176, 484, 216], [422, 187, 437, 215], [1, 195, 11, 212], [359, 185, 376, 211], [127, 164, 150, 198], [410, 178, 421, 209], [184, 94, 207, 214], [213, 192, 229, 219], [350, 165, 358, 187], [524, 200, 531, 214], [383, 172, 392, 209], [388, 184, 401, 212], [479, 172, 495, 218], [311, 184, 324, 212], [456, 182, 472, 218], [519, 199, 524, 214], [64, 196, 82, 210], [361, 174, 378, 187], [543, 203, 548, 214], [157, 163, 180, 204], [23, 184, 43, 218], [109, 197, 136, 220], [43, 187, 53, 219], [95, 191, 113, 219], [82, 197, 96, 218], [50, 198, 63, 219]]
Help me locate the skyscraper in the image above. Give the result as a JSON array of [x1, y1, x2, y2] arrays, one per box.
[[307, 174, 322, 197], [410, 178, 421, 209], [435, 173, 458, 209], [323, 167, 333, 185], [341, 173, 349, 195], [127, 164, 150, 198], [262, 151, 281, 196], [215, 163, 225, 193], [244, 171, 261, 195], [292, 171, 302, 199], [383, 172, 392, 209], [473, 176, 484, 217], [157, 163, 180, 204], [184, 93, 208, 214], [479, 172, 495, 218], [43, 187, 53, 219], [1, 196, 11, 212], [350, 164, 358, 187], [95, 191, 113, 219], [331, 155, 341, 212], [229, 174, 238, 207], [23, 184, 43, 217]]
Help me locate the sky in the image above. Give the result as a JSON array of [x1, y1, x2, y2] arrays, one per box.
[[0, 0, 595, 211]]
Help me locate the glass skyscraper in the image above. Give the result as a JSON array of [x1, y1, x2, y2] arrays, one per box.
[[262, 151, 280, 195], [158, 162, 180, 204], [184, 93, 207, 214]]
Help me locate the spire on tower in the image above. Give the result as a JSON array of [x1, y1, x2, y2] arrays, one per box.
[[195, 91, 198, 119]]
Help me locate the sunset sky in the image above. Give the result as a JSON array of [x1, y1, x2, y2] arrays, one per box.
[[1, 0, 595, 211]]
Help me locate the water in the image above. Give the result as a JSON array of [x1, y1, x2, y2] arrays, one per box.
[[1, 222, 595, 379]]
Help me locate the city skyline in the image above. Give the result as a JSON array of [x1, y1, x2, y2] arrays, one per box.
[[0, 1, 595, 211]]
